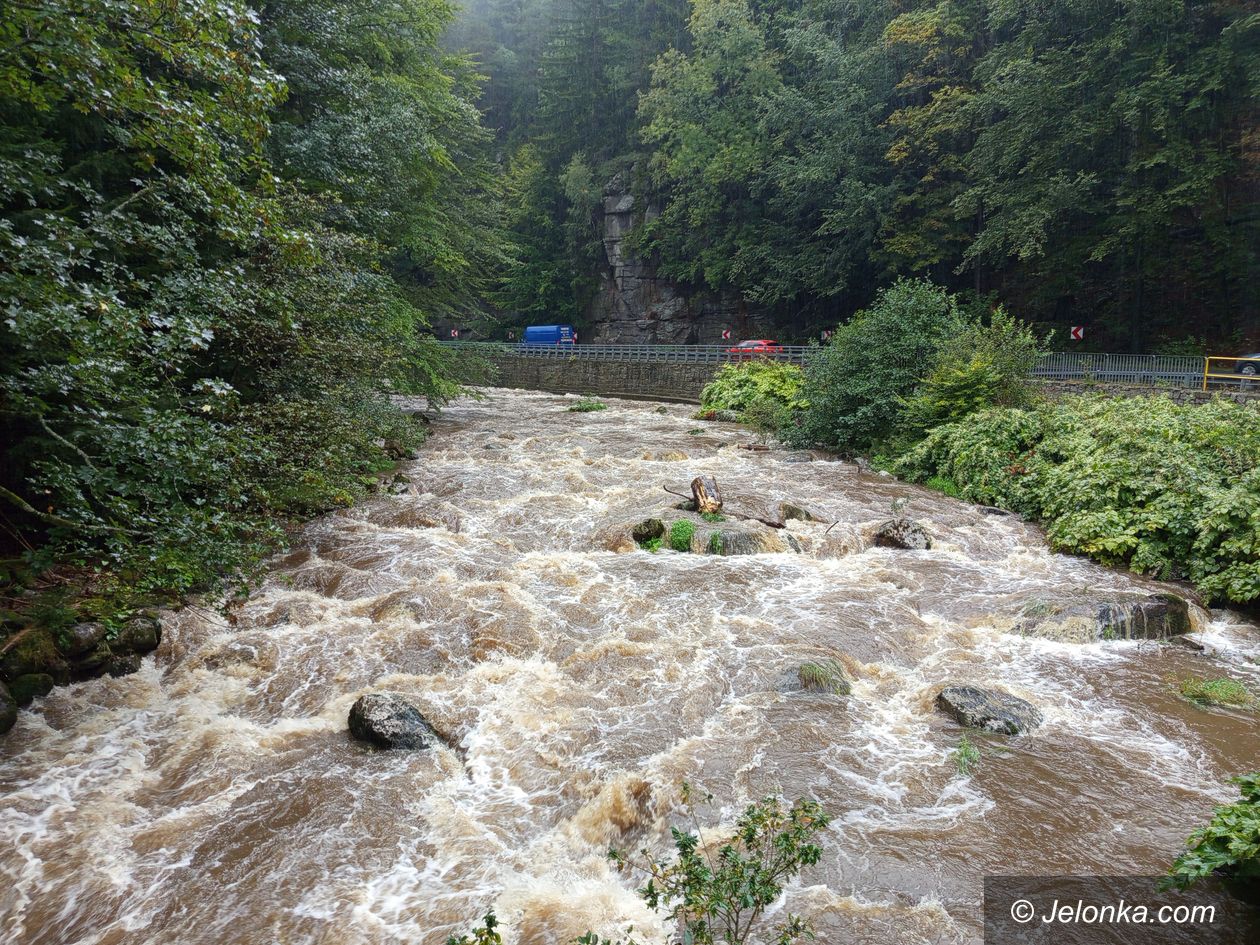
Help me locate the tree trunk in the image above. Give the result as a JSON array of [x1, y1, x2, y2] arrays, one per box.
[[690, 476, 722, 514]]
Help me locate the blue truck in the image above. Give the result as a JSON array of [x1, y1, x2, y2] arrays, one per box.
[[520, 324, 576, 346]]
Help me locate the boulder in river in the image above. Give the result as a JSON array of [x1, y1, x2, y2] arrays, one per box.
[[115, 614, 162, 654], [1017, 593, 1192, 643], [706, 525, 797, 556], [874, 518, 931, 551], [348, 693, 442, 750], [779, 502, 819, 523], [9, 673, 54, 706], [0, 682, 16, 734], [57, 621, 108, 659], [936, 685, 1043, 735]]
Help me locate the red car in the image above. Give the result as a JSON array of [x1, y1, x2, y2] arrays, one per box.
[[727, 339, 784, 360]]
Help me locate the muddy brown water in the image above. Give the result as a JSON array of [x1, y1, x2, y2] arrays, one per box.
[[2, 389, 1258, 944]]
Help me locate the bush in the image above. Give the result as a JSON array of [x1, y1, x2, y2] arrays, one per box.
[[790, 278, 963, 452], [894, 396, 1260, 603], [699, 361, 806, 418], [569, 398, 608, 412], [899, 307, 1044, 436], [446, 791, 830, 945], [1165, 774, 1260, 890]]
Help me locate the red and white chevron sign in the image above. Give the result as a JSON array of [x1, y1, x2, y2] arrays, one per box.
[[1070, 326, 1084, 341], [721, 329, 731, 340], [450, 328, 459, 338]]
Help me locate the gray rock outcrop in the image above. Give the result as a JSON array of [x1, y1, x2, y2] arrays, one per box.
[[348, 693, 442, 750], [936, 686, 1043, 735], [874, 518, 932, 550]]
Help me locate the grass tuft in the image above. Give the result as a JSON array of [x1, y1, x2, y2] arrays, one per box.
[[568, 398, 607, 412], [1178, 676, 1254, 709], [798, 659, 850, 695], [952, 734, 981, 776]]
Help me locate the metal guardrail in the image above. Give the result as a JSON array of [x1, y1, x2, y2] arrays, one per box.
[[440, 340, 816, 365], [442, 342, 1257, 390], [1029, 352, 1206, 388]]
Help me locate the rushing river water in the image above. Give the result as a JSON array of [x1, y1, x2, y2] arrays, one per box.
[[2, 388, 1258, 945]]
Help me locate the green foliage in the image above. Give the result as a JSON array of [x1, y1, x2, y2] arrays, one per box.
[[900, 307, 1045, 435], [1165, 774, 1260, 890], [924, 476, 961, 499], [894, 396, 1260, 603], [952, 735, 981, 776], [701, 362, 806, 415], [447, 792, 830, 945], [798, 660, 850, 696], [569, 399, 609, 412], [700, 512, 726, 523], [1178, 677, 1255, 710], [462, 0, 1260, 349], [791, 279, 964, 453], [669, 520, 696, 552], [642, 538, 664, 553], [611, 790, 830, 945], [446, 911, 502, 945], [0, 0, 497, 600]]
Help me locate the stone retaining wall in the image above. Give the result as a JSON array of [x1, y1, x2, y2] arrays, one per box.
[[486, 355, 716, 402], [1035, 380, 1260, 405], [486, 354, 1260, 406]]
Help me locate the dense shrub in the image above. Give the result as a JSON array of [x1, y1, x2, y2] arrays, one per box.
[[899, 308, 1044, 435], [894, 396, 1260, 603], [790, 279, 963, 452], [699, 361, 806, 416], [1166, 774, 1260, 890]]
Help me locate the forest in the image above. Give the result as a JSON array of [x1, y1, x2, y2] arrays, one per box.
[[454, 0, 1260, 349], [2, 0, 1259, 607]]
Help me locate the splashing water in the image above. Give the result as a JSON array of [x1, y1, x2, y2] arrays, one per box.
[[2, 389, 1257, 945]]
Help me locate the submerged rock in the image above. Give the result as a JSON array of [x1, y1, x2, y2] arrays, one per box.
[[348, 693, 442, 750], [873, 518, 931, 550], [704, 524, 796, 556], [631, 518, 665, 543], [387, 473, 412, 495], [780, 502, 819, 523], [936, 685, 1042, 735], [1017, 593, 1191, 643], [106, 653, 143, 677]]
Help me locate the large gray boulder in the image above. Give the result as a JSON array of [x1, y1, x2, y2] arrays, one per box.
[[114, 614, 161, 654], [1017, 593, 1192, 643], [348, 693, 442, 750], [936, 686, 1043, 735], [58, 621, 108, 658], [874, 518, 931, 550]]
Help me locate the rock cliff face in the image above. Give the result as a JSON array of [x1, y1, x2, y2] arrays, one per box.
[[587, 176, 775, 343]]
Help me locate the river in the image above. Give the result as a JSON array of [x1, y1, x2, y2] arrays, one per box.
[[2, 388, 1258, 944]]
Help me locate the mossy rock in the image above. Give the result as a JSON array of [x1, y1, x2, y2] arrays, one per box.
[[0, 627, 70, 684], [0, 682, 15, 734], [8, 673, 54, 707], [114, 614, 161, 654], [631, 518, 665, 543]]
